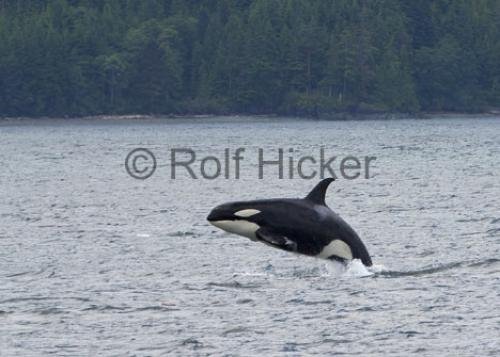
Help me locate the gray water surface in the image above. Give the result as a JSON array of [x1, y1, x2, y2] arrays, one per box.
[[0, 116, 499, 356]]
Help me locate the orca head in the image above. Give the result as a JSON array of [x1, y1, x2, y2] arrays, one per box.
[[207, 202, 263, 241]]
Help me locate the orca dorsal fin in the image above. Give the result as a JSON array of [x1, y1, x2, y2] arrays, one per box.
[[305, 178, 335, 205]]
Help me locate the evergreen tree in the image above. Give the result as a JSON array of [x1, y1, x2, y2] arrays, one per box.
[[0, 0, 498, 117]]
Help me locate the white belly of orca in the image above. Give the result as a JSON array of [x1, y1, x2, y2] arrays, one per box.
[[317, 239, 353, 260], [209, 220, 260, 241]]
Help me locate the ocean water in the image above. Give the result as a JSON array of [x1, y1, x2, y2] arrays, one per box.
[[0, 116, 499, 356]]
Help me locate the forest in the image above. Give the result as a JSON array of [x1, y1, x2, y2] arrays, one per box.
[[0, 0, 499, 117]]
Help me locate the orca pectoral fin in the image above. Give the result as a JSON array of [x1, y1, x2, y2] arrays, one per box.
[[256, 228, 297, 252]]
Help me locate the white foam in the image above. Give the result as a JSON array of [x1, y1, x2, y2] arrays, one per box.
[[343, 259, 374, 277], [324, 260, 349, 276], [367, 263, 388, 274], [232, 260, 388, 280]]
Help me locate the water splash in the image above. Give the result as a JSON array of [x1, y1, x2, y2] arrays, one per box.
[[230, 258, 499, 280], [343, 260, 375, 277]]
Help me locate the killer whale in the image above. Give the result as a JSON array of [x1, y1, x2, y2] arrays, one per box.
[[207, 178, 372, 266]]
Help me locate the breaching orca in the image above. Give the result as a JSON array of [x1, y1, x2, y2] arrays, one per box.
[[207, 178, 372, 266]]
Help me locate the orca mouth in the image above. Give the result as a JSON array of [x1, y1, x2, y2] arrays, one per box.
[[206, 211, 217, 222]]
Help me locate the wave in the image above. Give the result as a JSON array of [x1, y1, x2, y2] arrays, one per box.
[[239, 257, 499, 280], [372, 258, 500, 278], [206, 281, 262, 289], [206, 258, 499, 284]]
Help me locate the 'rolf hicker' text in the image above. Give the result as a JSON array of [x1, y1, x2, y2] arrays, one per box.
[[167, 148, 376, 180]]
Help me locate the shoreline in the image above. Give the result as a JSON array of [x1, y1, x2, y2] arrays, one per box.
[[1, 111, 500, 122]]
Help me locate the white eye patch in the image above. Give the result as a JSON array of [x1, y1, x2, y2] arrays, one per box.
[[234, 209, 261, 218]]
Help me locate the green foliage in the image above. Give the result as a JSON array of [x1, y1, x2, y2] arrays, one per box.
[[0, 0, 499, 117]]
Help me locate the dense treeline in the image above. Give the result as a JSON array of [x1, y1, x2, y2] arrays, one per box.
[[1, 0, 499, 117]]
